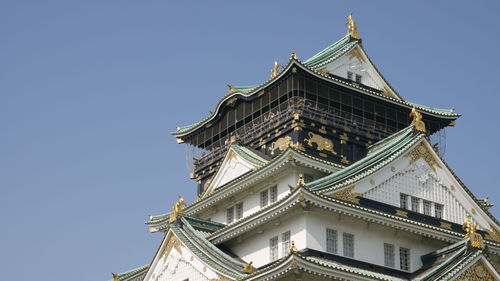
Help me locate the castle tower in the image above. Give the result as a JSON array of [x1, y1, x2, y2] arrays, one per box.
[[110, 14, 500, 281]]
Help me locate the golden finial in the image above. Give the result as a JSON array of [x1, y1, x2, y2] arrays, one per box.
[[290, 241, 298, 253], [297, 174, 305, 187], [462, 216, 485, 249], [290, 51, 298, 60], [243, 262, 254, 273], [346, 13, 360, 39], [409, 106, 426, 133], [169, 196, 187, 223], [227, 85, 235, 93], [112, 273, 120, 281], [270, 61, 282, 78]]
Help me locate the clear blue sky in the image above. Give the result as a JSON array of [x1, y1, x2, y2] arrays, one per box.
[[1, 1, 499, 281]]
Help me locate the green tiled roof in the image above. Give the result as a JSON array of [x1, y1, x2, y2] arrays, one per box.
[[303, 35, 358, 68], [307, 126, 423, 192], [231, 145, 269, 166], [109, 264, 148, 281], [230, 85, 258, 94], [171, 217, 247, 278]]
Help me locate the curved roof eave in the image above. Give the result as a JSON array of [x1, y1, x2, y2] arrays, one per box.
[[172, 60, 460, 138]]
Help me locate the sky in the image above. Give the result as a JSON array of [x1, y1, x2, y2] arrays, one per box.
[[1, 1, 499, 281]]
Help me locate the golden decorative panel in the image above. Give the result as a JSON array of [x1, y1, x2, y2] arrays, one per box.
[[329, 186, 362, 204], [462, 216, 485, 249], [406, 143, 442, 171], [395, 209, 408, 218], [162, 234, 182, 258], [440, 221, 452, 230], [304, 132, 338, 155], [268, 136, 292, 155], [347, 48, 366, 63], [456, 261, 495, 281]]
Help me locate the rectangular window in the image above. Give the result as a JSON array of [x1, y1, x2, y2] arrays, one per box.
[[423, 200, 432, 216], [355, 74, 362, 83], [384, 243, 395, 268], [282, 231, 291, 256], [270, 236, 279, 261], [400, 194, 408, 209], [435, 203, 444, 219], [226, 206, 234, 224], [260, 190, 269, 208], [343, 232, 354, 258], [399, 247, 410, 271], [326, 228, 338, 254], [347, 71, 353, 80], [235, 203, 243, 220], [411, 197, 420, 212], [270, 186, 278, 203]]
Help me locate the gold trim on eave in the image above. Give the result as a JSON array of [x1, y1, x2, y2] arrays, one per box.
[[406, 143, 442, 172], [329, 186, 362, 204]]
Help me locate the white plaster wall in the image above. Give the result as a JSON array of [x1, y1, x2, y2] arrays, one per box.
[[224, 209, 446, 272], [226, 212, 306, 268], [305, 211, 445, 272], [204, 168, 301, 224]]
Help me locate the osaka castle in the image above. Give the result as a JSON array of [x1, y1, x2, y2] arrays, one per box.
[[110, 14, 500, 281]]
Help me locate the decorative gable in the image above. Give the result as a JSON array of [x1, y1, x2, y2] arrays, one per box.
[[203, 145, 268, 197], [346, 139, 497, 231], [455, 257, 500, 280], [318, 45, 400, 99], [144, 232, 228, 281]]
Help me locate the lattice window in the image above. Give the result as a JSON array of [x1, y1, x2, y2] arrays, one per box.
[[270, 186, 278, 203], [355, 74, 362, 83], [326, 228, 338, 254], [343, 232, 354, 258], [260, 190, 269, 208], [411, 197, 420, 212], [282, 230, 291, 257], [226, 206, 234, 224], [400, 193, 408, 209], [270, 236, 279, 261], [435, 203, 444, 219], [384, 243, 395, 268], [347, 71, 353, 80], [423, 200, 432, 216], [235, 202, 243, 220], [399, 247, 410, 271]]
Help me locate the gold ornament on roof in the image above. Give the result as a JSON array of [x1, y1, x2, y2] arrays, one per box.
[[346, 13, 360, 39], [462, 216, 485, 249], [169, 196, 187, 223], [304, 132, 337, 155], [290, 240, 298, 253], [112, 273, 120, 281], [290, 51, 298, 60], [270, 61, 283, 78], [410, 106, 426, 133], [242, 262, 254, 273]]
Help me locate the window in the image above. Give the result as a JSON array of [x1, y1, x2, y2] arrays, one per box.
[[270, 236, 279, 261], [343, 233, 354, 258], [355, 74, 362, 83], [400, 194, 408, 209], [270, 186, 278, 203], [435, 204, 444, 219], [347, 71, 353, 80], [282, 231, 291, 256], [260, 190, 269, 208], [411, 197, 420, 212], [423, 200, 432, 216], [384, 243, 395, 268], [235, 202, 243, 220], [399, 247, 410, 271], [326, 228, 338, 254], [226, 206, 234, 224]]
